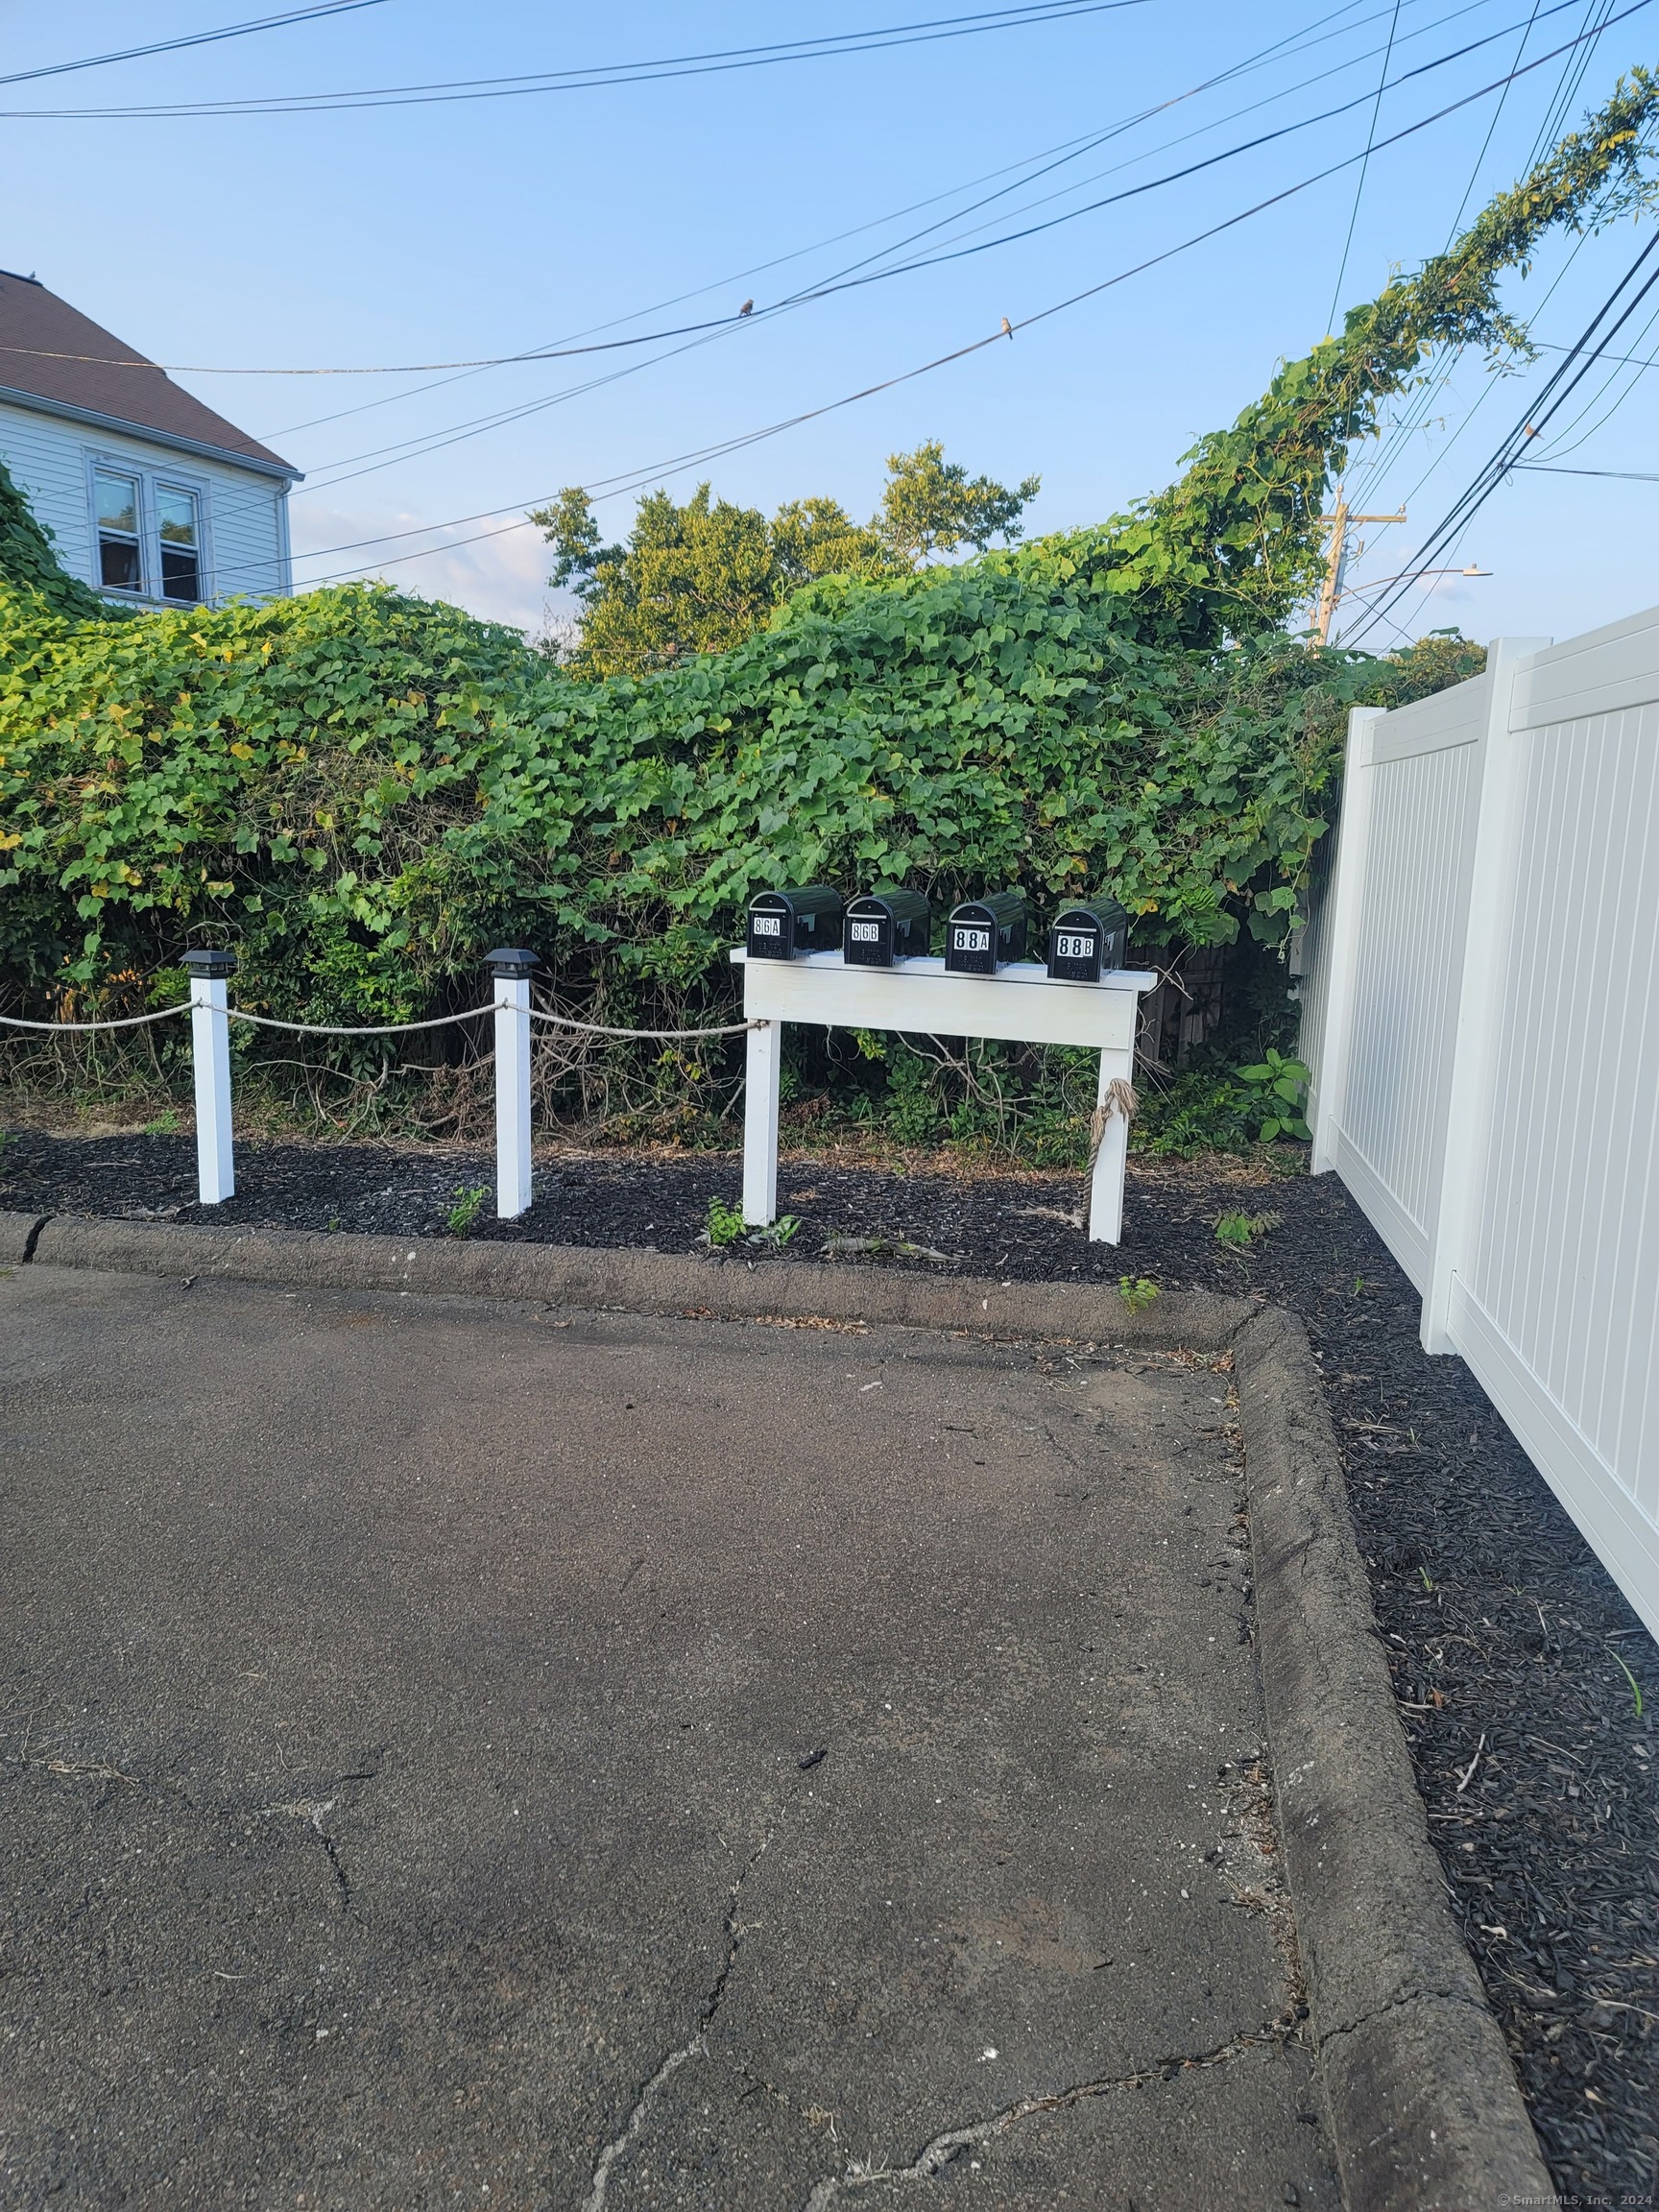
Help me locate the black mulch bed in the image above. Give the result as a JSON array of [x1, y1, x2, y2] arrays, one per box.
[[3, 1125, 1655, 2205]]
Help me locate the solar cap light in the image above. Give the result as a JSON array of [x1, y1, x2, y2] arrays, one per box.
[[181, 946, 237, 980], [747, 884, 844, 960], [1046, 899, 1130, 984], [843, 887, 931, 967], [483, 946, 542, 979], [945, 891, 1029, 975]]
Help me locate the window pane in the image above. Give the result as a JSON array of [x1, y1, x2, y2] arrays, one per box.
[[156, 487, 198, 547], [99, 536, 142, 591], [94, 470, 139, 535], [160, 543, 201, 602]]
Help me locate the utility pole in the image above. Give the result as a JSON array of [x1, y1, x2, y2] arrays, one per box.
[[1314, 488, 1407, 644]]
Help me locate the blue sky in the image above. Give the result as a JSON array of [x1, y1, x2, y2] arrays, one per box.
[[2, 0, 1655, 647]]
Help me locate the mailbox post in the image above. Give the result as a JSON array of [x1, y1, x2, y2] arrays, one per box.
[[733, 945, 1155, 1242], [742, 1017, 781, 1227]]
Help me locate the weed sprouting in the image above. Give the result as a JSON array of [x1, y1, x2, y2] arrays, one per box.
[[1118, 1276, 1161, 1314], [1214, 1208, 1283, 1250], [747, 1214, 800, 1249], [1235, 1048, 1311, 1143], [701, 1198, 801, 1251], [1609, 1647, 1644, 1719], [706, 1196, 746, 1248], [446, 1184, 488, 1238]]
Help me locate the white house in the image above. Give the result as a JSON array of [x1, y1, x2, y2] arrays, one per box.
[[0, 268, 298, 609]]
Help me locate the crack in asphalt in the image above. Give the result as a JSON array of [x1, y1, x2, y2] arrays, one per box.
[[582, 1830, 774, 2212], [798, 2028, 1289, 2205], [256, 1793, 351, 1912]]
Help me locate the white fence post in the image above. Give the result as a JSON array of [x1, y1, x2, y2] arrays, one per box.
[[742, 1019, 781, 1227], [182, 948, 235, 1205], [1420, 637, 1551, 1355], [485, 948, 539, 1220], [1309, 707, 1382, 1175]]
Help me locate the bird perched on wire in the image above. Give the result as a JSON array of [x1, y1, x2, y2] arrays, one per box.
[[739, 299, 755, 316], [1000, 316, 1014, 340]]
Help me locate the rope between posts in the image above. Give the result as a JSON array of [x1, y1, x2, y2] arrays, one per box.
[[529, 1008, 763, 1041], [0, 1003, 187, 1033], [1, 1000, 761, 1042], [225, 1003, 499, 1036]]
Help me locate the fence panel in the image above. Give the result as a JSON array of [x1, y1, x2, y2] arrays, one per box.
[[1289, 823, 1334, 1125], [1301, 613, 1659, 1639], [1308, 680, 1490, 1290]]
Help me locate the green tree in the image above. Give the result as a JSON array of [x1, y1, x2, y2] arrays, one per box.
[[877, 439, 1042, 564], [533, 441, 1037, 678]]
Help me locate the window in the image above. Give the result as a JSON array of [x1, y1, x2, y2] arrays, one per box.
[[94, 469, 142, 592], [88, 461, 209, 603], [156, 486, 200, 602]]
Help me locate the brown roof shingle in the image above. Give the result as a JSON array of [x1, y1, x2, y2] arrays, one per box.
[[0, 270, 296, 476]]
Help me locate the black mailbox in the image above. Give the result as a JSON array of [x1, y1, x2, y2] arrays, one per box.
[[747, 884, 843, 960], [945, 892, 1029, 975], [843, 888, 931, 966], [1046, 899, 1129, 983]]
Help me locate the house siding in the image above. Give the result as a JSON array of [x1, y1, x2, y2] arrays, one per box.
[[0, 397, 292, 605]]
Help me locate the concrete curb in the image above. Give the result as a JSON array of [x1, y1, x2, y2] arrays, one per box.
[[0, 1210, 46, 1265], [7, 1212, 1550, 2209], [15, 1212, 1246, 1350], [1234, 1305, 1551, 2212]]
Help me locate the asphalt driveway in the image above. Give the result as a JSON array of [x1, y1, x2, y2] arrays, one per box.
[[0, 1263, 1337, 2209]]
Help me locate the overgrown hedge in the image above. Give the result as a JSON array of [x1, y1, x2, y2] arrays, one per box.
[[0, 555, 1469, 1041]]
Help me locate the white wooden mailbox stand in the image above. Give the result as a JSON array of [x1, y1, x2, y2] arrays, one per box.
[[731, 950, 1157, 1242]]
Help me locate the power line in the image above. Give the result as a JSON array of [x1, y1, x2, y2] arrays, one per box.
[[283, 0, 1575, 500], [256, 0, 1411, 438], [235, 9, 1654, 589], [0, 0, 1154, 122], [181, 0, 1453, 540], [1342, 228, 1659, 639], [926, 0, 1654, 327], [1342, 4, 1567, 513], [0, 0, 391, 88], [1514, 458, 1659, 471], [1327, 0, 1405, 330], [1537, 334, 1659, 364], [771, 0, 1503, 305], [175, 0, 1544, 523], [749, 0, 1630, 308], [1524, 289, 1659, 448], [1525, 0, 1619, 155], [1442, 0, 1543, 234], [0, 0, 1483, 382], [1318, 0, 1623, 546], [206, 0, 1622, 436]]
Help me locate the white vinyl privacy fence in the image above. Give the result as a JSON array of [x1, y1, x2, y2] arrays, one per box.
[[1298, 610, 1659, 1640]]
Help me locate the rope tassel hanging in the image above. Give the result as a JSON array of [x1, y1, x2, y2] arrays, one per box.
[[1085, 1076, 1140, 1192]]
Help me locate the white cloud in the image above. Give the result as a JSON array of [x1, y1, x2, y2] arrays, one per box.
[[287, 503, 556, 634]]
